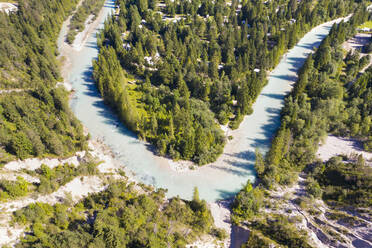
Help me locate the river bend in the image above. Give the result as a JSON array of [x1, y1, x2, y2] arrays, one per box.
[[60, 0, 348, 202]]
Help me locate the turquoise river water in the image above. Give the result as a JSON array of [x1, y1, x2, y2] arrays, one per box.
[[59, 0, 348, 202]]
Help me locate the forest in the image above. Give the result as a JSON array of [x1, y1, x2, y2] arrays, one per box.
[[1, 0, 371, 247], [66, 0, 106, 44], [12, 182, 222, 248], [0, 2, 226, 247], [232, 3, 372, 247], [94, 0, 359, 164], [0, 0, 87, 164], [257, 6, 371, 187]]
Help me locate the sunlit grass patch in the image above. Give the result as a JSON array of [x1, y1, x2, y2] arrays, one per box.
[[358, 21, 372, 29]]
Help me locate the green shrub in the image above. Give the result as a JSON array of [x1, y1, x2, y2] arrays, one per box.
[[0, 177, 29, 200], [13, 182, 216, 248]]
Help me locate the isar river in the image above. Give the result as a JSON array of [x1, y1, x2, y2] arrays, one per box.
[[59, 0, 348, 202]]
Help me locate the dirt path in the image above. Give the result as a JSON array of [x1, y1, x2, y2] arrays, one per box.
[[0, 89, 29, 94]]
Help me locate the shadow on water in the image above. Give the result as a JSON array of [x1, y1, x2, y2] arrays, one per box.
[[210, 163, 253, 177], [270, 74, 297, 82], [104, 0, 116, 8], [249, 106, 282, 150], [225, 150, 255, 166], [289, 67, 300, 73], [261, 93, 285, 100], [286, 56, 307, 67], [81, 66, 138, 140], [230, 225, 251, 248], [85, 41, 99, 49], [296, 43, 316, 50], [225, 150, 256, 162], [266, 107, 281, 114], [217, 189, 239, 200], [210, 105, 281, 194], [316, 33, 328, 39]]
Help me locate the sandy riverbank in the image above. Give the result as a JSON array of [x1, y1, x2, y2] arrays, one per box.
[[3, 151, 85, 171], [72, 14, 95, 51]]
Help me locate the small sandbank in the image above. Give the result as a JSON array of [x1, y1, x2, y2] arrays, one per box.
[[72, 14, 95, 51]]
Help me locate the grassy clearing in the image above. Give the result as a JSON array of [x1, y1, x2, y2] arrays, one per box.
[[358, 21, 372, 29], [127, 83, 148, 119]]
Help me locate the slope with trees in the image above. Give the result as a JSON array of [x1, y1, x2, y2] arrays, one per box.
[[0, 0, 88, 165]]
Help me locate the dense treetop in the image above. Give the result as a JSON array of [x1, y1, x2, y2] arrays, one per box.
[[13, 181, 221, 248], [0, 0, 87, 164], [232, 4, 372, 246], [94, 0, 359, 164]]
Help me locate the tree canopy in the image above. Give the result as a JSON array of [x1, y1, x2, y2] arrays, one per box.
[[94, 0, 360, 164], [0, 0, 87, 164]]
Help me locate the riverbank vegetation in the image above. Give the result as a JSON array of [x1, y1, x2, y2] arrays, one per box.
[[309, 155, 372, 207], [232, 4, 372, 247], [0, 89, 87, 163], [260, 8, 371, 188], [0, 176, 29, 200], [12, 181, 220, 247], [0, 0, 88, 165], [0, 1, 227, 247], [0, 161, 98, 201], [66, 0, 106, 44], [94, 0, 359, 164], [252, 5, 371, 189], [243, 215, 312, 248]]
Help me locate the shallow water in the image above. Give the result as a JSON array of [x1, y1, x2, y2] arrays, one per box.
[[62, 0, 346, 202]]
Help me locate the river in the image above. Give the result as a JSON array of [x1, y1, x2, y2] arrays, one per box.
[[59, 0, 348, 202]]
